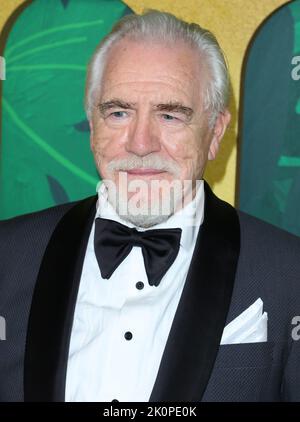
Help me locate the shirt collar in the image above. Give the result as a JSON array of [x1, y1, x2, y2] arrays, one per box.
[[96, 180, 205, 251]]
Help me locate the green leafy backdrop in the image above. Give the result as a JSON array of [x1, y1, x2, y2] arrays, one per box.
[[0, 0, 132, 219], [239, 0, 300, 237]]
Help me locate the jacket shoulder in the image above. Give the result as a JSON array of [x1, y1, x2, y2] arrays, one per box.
[[0, 196, 96, 251], [237, 209, 300, 253]]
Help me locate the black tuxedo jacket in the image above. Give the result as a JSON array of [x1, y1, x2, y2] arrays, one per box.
[[0, 182, 300, 402]]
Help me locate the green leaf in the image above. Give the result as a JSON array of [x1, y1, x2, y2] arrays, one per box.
[[0, 0, 133, 219], [47, 174, 69, 204]]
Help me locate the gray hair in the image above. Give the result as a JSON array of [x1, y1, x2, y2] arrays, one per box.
[[85, 10, 230, 127]]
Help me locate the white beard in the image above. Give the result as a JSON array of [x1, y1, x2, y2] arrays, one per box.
[[107, 188, 177, 228]]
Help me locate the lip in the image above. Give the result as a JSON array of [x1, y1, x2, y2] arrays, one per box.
[[125, 168, 166, 176]]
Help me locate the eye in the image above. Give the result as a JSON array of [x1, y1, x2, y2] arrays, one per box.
[[161, 113, 177, 121], [110, 111, 128, 118]]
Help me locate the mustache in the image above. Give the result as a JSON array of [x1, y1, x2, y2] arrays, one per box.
[[106, 154, 181, 177]]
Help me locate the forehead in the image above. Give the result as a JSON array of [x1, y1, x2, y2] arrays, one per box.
[[100, 39, 206, 106]]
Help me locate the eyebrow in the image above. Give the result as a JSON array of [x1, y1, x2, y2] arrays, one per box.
[[97, 99, 136, 114], [154, 102, 194, 119], [97, 99, 194, 119]]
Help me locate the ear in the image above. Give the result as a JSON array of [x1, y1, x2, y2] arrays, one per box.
[[208, 109, 231, 161], [89, 119, 94, 151]]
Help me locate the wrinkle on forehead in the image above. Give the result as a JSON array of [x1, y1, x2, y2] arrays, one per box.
[[103, 40, 203, 81], [98, 39, 208, 114]]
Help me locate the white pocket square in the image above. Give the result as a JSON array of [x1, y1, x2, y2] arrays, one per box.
[[220, 298, 268, 345]]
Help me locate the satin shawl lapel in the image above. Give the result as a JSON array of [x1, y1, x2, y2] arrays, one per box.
[[149, 182, 240, 402], [24, 195, 97, 401]]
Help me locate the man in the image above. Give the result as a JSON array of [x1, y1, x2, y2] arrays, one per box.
[[0, 10, 300, 402]]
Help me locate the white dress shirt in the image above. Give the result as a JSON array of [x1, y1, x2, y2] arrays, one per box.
[[65, 180, 205, 402]]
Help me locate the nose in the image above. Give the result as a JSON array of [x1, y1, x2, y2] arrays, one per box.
[[125, 114, 161, 156]]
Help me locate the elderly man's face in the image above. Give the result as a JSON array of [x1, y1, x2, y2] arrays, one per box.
[[90, 39, 230, 226]]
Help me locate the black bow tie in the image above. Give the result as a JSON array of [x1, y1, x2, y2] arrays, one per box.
[[94, 218, 182, 287]]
